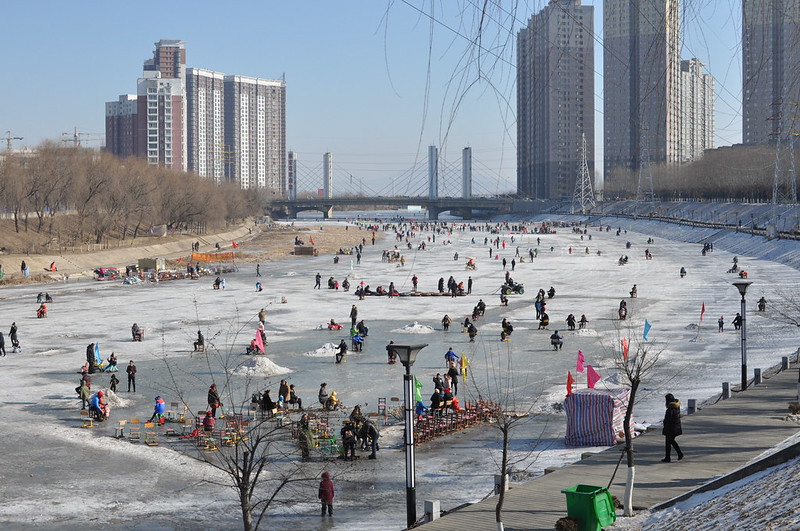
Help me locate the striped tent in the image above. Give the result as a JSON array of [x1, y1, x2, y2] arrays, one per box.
[[564, 388, 633, 447]]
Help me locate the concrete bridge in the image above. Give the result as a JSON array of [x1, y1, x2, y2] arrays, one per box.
[[267, 196, 515, 220]]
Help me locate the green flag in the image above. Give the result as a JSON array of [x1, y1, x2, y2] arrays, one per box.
[[414, 376, 423, 403]]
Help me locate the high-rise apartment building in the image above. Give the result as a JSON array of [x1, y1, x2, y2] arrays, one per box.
[[517, 0, 595, 199], [106, 40, 286, 193], [187, 68, 226, 184], [105, 95, 138, 158], [223, 76, 286, 191], [742, 0, 800, 145], [604, 0, 681, 181], [679, 59, 715, 162]]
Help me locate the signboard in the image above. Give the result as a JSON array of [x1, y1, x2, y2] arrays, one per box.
[[192, 252, 235, 262]]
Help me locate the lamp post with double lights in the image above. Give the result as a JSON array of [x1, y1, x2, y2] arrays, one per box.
[[733, 280, 753, 391], [387, 342, 428, 528]]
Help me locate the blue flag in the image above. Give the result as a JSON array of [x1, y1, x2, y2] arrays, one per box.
[[643, 320, 652, 341]]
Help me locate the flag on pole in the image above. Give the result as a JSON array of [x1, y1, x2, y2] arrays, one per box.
[[460, 354, 470, 380], [621, 338, 629, 361], [700, 303, 706, 321], [232, 241, 239, 249], [587, 365, 601, 388], [309, 236, 315, 245], [643, 320, 652, 341], [576, 350, 585, 373], [254, 330, 265, 353], [566, 371, 575, 396]]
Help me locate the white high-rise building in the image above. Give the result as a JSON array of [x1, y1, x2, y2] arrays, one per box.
[[187, 68, 225, 183], [224, 75, 286, 191], [679, 59, 715, 162]]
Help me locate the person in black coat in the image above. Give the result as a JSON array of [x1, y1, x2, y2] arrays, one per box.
[[662, 393, 684, 462]]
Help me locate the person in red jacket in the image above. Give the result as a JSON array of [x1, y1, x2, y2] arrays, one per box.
[[318, 471, 334, 517]]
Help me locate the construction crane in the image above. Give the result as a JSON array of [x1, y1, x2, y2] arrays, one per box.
[[4, 130, 23, 151], [62, 127, 103, 148]]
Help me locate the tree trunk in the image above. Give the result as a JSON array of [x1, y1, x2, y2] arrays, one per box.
[[622, 380, 639, 516], [240, 495, 253, 531], [495, 423, 509, 530]]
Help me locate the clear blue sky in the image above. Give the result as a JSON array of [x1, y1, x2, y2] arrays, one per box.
[[0, 1, 742, 194]]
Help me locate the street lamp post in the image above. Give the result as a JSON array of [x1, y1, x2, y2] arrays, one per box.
[[387, 343, 428, 529], [733, 280, 753, 391]]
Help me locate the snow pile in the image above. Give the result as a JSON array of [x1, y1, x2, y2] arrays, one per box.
[[391, 321, 436, 334], [231, 356, 292, 376], [104, 389, 131, 408], [304, 343, 337, 357]]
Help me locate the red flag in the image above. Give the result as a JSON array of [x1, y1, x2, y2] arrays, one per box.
[[232, 241, 239, 249], [178, 257, 183, 263], [576, 350, 585, 374], [700, 302, 706, 321], [309, 236, 315, 245], [621, 338, 629, 361], [566, 371, 575, 396], [587, 365, 601, 388], [254, 330, 265, 353]]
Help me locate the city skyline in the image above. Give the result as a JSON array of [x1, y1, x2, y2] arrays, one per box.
[[0, 2, 747, 193]]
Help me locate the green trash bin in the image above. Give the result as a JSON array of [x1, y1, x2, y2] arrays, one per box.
[[560, 484, 616, 531]]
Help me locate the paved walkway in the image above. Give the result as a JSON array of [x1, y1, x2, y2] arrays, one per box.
[[420, 362, 800, 530]]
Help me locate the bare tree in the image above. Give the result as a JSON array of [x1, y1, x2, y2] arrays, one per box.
[[466, 343, 549, 531], [607, 319, 661, 516], [158, 311, 317, 531]]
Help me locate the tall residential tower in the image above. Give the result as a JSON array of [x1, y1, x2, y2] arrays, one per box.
[[517, 0, 595, 199], [603, 0, 681, 182], [742, 0, 800, 145]]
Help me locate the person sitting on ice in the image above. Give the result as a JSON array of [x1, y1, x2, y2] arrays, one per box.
[[89, 390, 109, 421], [193, 330, 204, 351], [131, 323, 143, 342], [202, 411, 215, 433], [356, 320, 368, 337], [500, 293, 509, 306], [246, 339, 259, 355], [328, 319, 343, 331], [342, 278, 350, 291], [375, 286, 386, 295], [550, 330, 564, 351], [106, 353, 118, 372], [213, 276, 222, 289], [325, 391, 341, 411], [630, 284, 638, 298], [579, 314, 589, 329], [36, 292, 45, 303], [256, 281, 263, 292], [36, 303, 47, 318]]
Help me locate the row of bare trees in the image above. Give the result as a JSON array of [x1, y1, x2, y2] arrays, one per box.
[[605, 144, 791, 201], [0, 144, 267, 245]]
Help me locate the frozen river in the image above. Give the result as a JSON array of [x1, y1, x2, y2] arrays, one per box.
[[1, 217, 799, 530]]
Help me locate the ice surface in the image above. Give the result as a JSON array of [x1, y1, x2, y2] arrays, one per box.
[[2, 216, 800, 530]]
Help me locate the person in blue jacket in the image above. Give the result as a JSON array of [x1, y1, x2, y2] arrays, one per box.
[[149, 396, 166, 424]]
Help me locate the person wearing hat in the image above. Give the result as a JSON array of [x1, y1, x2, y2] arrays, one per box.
[[325, 391, 340, 411], [318, 471, 335, 516], [662, 393, 684, 462], [149, 396, 166, 424]]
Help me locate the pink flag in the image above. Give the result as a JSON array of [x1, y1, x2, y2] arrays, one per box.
[[254, 330, 265, 353], [566, 371, 575, 396], [700, 302, 706, 322], [621, 338, 629, 361], [576, 350, 585, 374], [587, 365, 601, 388]]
